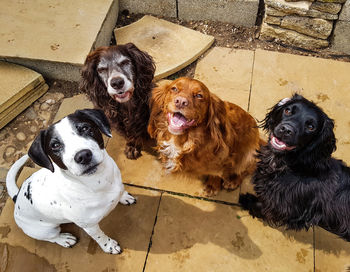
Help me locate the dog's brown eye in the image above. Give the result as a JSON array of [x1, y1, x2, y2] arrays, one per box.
[[307, 124, 315, 131], [97, 67, 107, 73], [284, 108, 291, 115], [51, 142, 61, 149], [81, 125, 90, 132], [194, 93, 203, 99], [171, 87, 178, 92], [120, 60, 130, 66]]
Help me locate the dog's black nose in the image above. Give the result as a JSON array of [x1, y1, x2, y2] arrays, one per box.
[[74, 149, 92, 165], [278, 124, 294, 137], [110, 77, 125, 89]]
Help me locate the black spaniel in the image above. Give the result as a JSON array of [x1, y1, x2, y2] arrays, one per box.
[[239, 94, 350, 241]]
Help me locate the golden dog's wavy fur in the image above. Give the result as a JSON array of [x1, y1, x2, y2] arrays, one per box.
[[148, 77, 262, 195]]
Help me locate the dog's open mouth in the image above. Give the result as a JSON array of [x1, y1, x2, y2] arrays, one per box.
[[270, 135, 296, 151], [167, 112, 196, 134], [113, 89, 133, 103]]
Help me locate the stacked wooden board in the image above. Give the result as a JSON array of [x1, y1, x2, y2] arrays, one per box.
[[0, 61, 48, 129]]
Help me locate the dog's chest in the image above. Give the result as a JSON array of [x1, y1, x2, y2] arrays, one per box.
[[159, 139, 182, 172]]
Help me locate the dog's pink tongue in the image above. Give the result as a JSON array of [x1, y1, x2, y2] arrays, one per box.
[[270, 136, 296, 151], [172, 113, 187, 126]]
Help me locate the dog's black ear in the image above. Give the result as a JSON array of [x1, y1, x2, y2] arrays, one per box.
[[309, 115, 336, 158], [75, 109, 112, 137], [28, 130, 54, 172]]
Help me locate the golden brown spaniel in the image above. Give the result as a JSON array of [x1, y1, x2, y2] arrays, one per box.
[[148, 77, 262, 195]]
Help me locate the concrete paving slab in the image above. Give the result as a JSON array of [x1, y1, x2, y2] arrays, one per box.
[[0, 82, 48, 129], [0, 61, 44, 113], [145, 193, 314, 271], [0, 0, 119, 81], [0, 167, 160, 271], [178, 0, 259, 27], [106, 132, 239, 204], [53, 94, 93, 123], [250, 49, 350, 164], [114, 15, 215, 80], [194, 47, 255, 110], [314, 227, 350, 271]]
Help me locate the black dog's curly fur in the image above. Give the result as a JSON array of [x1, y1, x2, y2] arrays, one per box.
[[239, 94, 350, 241], [80, 43, 155, 159]]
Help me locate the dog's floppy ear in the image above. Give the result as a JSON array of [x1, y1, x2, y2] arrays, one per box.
[[124, 43, 155, 90], [147, 81, 170, 138], [75, 109, 112, 137], [28, 130, 54, 172], [305, 114, 336, 159], [207, 93, 228, 154], [79, 47, 109, 106]]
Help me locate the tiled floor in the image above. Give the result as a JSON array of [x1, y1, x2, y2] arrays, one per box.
[[1, 48, 350, 271]]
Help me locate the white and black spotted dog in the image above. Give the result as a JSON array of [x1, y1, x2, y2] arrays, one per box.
[[6, 109, 136, 254]]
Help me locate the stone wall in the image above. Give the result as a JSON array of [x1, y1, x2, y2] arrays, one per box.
[[332, 0, 350, 54], [260, 0, 347, 50]]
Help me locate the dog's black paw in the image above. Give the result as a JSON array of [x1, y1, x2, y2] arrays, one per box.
[[239, 193, 258, 210], [239, 193, 264, 219]]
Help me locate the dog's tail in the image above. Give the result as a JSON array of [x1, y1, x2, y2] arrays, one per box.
[[6, 154, 29, 202]]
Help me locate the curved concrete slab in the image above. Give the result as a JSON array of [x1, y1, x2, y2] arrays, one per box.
[[115, 15, 215, 80]]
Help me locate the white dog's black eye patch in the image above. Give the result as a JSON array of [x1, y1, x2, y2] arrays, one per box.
[[68, 117, 105, 149], [45, 126, 67, 170]]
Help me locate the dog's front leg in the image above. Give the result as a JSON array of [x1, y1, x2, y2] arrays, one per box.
[[82, 225, 122, 254], [119, 191, 137, 205], [124, 137, 142, 160], [239, 193, 264, 219]]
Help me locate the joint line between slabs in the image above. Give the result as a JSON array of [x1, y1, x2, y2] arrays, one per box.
[[123, 182, 241, 207], [247, 50, 256, 112], [142, 192, 163, 272]]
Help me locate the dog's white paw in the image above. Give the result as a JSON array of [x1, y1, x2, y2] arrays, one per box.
[[52, 233, 77, 248], [100, 237, 122, 254], [119, 191, 136, 206]]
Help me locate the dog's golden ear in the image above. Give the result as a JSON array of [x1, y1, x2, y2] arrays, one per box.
[[28, 130, 54, 172], [148, 80, 171, 138], [207, 94, 227, 153]]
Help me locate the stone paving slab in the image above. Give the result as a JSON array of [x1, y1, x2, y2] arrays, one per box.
[[106, 132, 239, 204], [249, 49, 350, 164], [314, 227, 350, 271], [145, 193, 314, 271], [0, 82, 48, 130], [194, 47, 255, 111], [0, 0, 119, 81], [115, 15, 215, 80], [0, 62, 44, 111], [0, 167, 160, 271], [0, 61, 48, 129], [53, 94, 93, 123]]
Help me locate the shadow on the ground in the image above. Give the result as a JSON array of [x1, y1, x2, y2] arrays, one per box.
[[97, 193, 262, 259]]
